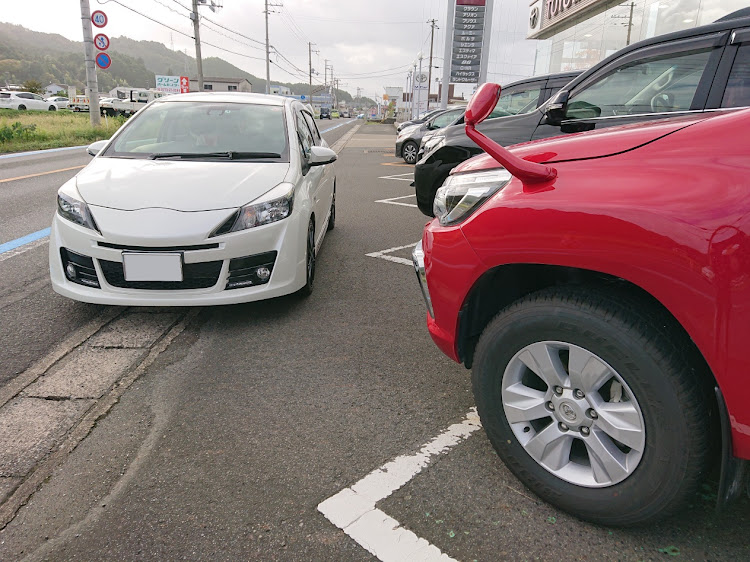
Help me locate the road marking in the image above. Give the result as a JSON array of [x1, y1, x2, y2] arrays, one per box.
[[378, 172, 413, 182], [318, 409, 482, 562], [0, 145, 86, 160], [380, 161, 413, 167], [0, 228, 51, 261], [375, 194, 418, 208], [0, 165, 85, 184], [366, 243, 417, 266], [320, 119, 356, 134]]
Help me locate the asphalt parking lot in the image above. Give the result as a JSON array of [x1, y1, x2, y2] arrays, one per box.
[[0, 121, 748, 561]]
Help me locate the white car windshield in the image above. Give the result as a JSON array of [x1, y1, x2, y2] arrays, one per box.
[[104, 101, 289, 161]]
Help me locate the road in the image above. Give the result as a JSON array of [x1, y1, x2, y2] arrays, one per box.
[[0, 120, 748, 561]]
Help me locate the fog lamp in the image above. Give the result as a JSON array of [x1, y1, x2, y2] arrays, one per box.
[[256, 267, 271, 281]]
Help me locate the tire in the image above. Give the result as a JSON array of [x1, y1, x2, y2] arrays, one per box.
[[327, 188, 335, 231], [298, 218, 316, 296], [17, 104, 26, 110], [472, 286, 715, 526], [48, 105, 56, 111], [402, 141, 418, 164]]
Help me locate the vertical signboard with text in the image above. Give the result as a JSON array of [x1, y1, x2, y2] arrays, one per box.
[[450, 0, 487, 84]]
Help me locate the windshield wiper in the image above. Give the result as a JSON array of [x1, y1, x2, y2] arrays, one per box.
[[149, 151, 281, 160]]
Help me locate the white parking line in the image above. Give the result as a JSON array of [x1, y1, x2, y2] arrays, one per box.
[[365, 243, 417, 266], [318, 409, 482, 562], [378, 172, 414, 182], [375, 194, 418, 209]]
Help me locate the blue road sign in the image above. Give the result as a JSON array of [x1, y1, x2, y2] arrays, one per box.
[[95, 52, 111, 70]]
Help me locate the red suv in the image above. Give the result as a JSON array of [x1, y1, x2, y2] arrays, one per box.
[[413, 83, 750, 525]]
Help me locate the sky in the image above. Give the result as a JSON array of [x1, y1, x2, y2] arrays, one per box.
[[1, 0, 487, 100]]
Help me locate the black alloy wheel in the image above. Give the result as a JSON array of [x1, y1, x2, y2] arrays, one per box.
[[17, 104, 26, 110], [298, 219, 316, 296], [472, 285, 716, 526], [327, 189, 335, 231], [402, 141, 419, 164], [48, 105, 57, 111]]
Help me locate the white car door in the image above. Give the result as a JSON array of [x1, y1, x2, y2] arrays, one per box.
[[31, 93, 48, 110], [294, 110, 327, 246], [302, 111, 334, 227]]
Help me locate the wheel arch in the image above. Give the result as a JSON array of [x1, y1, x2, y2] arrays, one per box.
[[457, 263, 716, 390]]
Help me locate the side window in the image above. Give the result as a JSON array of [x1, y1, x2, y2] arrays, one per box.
[[296, 112, 313, 159], [17, 93, 32, 99], [302, 111, 321, 145], [722, 44, 750, 108], [33, 94, 44, 101], [431, 111, 461, 129], [489, 86, 542, 118], [566, 49, 712, 120]]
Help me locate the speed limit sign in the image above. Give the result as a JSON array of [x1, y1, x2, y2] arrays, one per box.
[[91, 10, 107, 28]]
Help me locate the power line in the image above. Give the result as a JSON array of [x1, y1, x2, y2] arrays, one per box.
[[201, 20, 265, 51], [292, 15, 423, 24], [200, 13, 265, 46], [97, 0, 194, 39]]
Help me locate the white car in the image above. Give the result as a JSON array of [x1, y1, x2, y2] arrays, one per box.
[[0, 91, 58, 111], [45, 96, 69, 109], [49, 92, 337, 306]]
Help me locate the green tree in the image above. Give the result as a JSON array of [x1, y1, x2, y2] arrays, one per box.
[[22, 78, 43, 93]]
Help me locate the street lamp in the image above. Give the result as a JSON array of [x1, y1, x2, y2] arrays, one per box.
[[415, 52, 424, 120], [411, 59, 418, 119]]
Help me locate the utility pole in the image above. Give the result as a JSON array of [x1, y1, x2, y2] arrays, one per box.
[[264, 0, 271, 93], [612, 2, 635, 46], [308, 42, 318, 101], [427, 18, 438, 110], [79, 0, 100, 126], [191, 0, 204, 91]]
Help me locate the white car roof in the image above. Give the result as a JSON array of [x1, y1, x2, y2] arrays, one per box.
[[159, 92, 288, 106]]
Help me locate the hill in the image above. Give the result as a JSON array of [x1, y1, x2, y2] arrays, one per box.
[[0, 22, 373, 105]]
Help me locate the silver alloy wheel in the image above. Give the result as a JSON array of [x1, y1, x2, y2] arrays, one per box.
[[403, 142, 418, 164], [502, 340, 646, 487]]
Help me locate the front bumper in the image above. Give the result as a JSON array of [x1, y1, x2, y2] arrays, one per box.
[[49, 209, 310, 306], [413, 224, 486, 364], [395, 139, 404, 158]]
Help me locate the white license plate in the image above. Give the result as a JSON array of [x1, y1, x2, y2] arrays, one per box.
[[122, 252, 183, 282]]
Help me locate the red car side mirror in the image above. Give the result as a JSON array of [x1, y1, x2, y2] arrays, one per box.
[[465, 83, 501, 127], [465, 83, 557, 185]]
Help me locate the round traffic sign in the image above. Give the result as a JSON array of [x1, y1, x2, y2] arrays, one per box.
[[95, 52, 112, 70], [94, 33, 110, 51], [91, 10, 107, 28]]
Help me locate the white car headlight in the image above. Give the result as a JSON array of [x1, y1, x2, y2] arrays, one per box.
[[57, 181, 99, 231], [228, 182, 295, 233], [434, 169, 512, 226]]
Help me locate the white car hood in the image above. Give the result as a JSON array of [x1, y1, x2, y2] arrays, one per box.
[[76, 157, 291, 212]]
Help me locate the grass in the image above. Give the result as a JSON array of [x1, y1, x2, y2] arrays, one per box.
[[0, 109, 127, 154]]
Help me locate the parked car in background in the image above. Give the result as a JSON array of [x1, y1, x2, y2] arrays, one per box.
[[414, 82, 750, 526], [342, 111, 350, 118], [396, 108, 464, 164], [331, 109, 340, 118], [320, 107, 331, 119], [415, 9, 750, 216], [45, 96, 69, 110], [50, 93, 337, 306], [356, 113, 365, 119], [414, 71, 579, 213], [0, 91, 58, 111], [397, 108, 446, 132]]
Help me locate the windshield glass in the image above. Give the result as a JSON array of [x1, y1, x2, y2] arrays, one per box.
[[104, 101, 289, 161]]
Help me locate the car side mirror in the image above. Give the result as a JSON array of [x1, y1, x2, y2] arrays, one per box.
[[466, 83, 502, 127], [87, 140, 108, 156], [308, 146, 337, 166], [544, 90, 569, 125]]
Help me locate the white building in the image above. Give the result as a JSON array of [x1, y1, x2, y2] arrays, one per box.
[[189, 77, 252, 92], [270, 85, 292, 95]]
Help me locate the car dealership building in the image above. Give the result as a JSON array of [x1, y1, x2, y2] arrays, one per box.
[[529, 0, 747, 73]]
